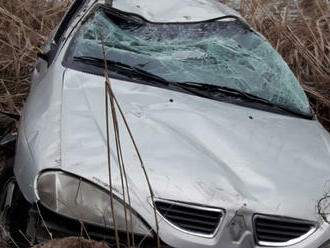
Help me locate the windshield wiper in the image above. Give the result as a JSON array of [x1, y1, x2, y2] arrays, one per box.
[[74, 56, 259, 102], [73, 56, 170, 86], [176, 82, 312, 118], [73, 56, 311, 119]]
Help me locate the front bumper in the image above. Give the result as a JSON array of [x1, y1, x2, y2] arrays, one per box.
[[27, 203, 330, 248]]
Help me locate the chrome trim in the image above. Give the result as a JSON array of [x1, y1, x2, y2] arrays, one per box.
[[153, 198, 225, 239], [253, 215, 317, 247]]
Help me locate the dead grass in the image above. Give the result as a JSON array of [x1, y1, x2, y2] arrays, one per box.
[[0, 0, 71, 114], [0, 0, 330, 129]]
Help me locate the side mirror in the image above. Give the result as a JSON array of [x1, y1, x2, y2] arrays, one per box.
[[37, 51, 50, 66]]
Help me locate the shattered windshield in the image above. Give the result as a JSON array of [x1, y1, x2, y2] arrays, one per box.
[[66, 8, 311, 116]]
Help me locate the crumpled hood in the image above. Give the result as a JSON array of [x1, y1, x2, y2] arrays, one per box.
[[61, 69, 330, 222]]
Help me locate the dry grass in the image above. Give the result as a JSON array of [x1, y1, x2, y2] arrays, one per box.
[[0, 0, 330, 129], [0, 0, 71, 114]]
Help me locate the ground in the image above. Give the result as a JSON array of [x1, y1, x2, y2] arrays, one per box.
[[32, 237, 109, 248]]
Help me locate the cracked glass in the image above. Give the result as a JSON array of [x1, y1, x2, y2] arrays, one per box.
[[69, 9, 311, 116]]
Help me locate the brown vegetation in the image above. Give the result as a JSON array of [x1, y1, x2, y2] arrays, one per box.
[[0, 0, 71, 113]]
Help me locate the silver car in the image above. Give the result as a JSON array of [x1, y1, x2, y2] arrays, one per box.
[[1, 0, 330, 247]]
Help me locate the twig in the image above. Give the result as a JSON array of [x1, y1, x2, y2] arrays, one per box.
[[107, 86, 132, 248], [0, 225, 19, 248], [102, 47, 120, 248], [100, 37, 160, 247], [35, 202, 53, 240], [112, 92, 161, 248]]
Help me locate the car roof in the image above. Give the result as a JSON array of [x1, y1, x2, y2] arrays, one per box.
[[105, 0, 241, 22]]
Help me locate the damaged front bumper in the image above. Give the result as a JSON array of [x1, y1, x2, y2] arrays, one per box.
[[2, 172, 330, 248], [32, 170, 330, 248], [24, 202, 330, 248]]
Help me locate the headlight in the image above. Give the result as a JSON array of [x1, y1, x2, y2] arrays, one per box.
[[37, 171, 151, 237]]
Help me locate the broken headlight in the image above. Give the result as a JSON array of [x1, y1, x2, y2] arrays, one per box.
[[37, 171, 151, 236]]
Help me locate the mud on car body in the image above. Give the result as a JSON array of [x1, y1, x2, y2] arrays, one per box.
[[1, 0, 330, 247]]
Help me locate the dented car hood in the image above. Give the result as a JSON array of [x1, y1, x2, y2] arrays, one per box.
[[56, 69, 330, 222]]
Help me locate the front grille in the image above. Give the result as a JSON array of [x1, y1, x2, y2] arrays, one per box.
[[254, 215, 316, 246], [154, 199, 223, 236]]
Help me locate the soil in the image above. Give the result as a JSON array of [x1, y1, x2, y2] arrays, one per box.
[[32, 237, 109, 248]]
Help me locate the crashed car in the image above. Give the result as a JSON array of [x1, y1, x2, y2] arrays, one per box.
[[1, 0, 330, 247]]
